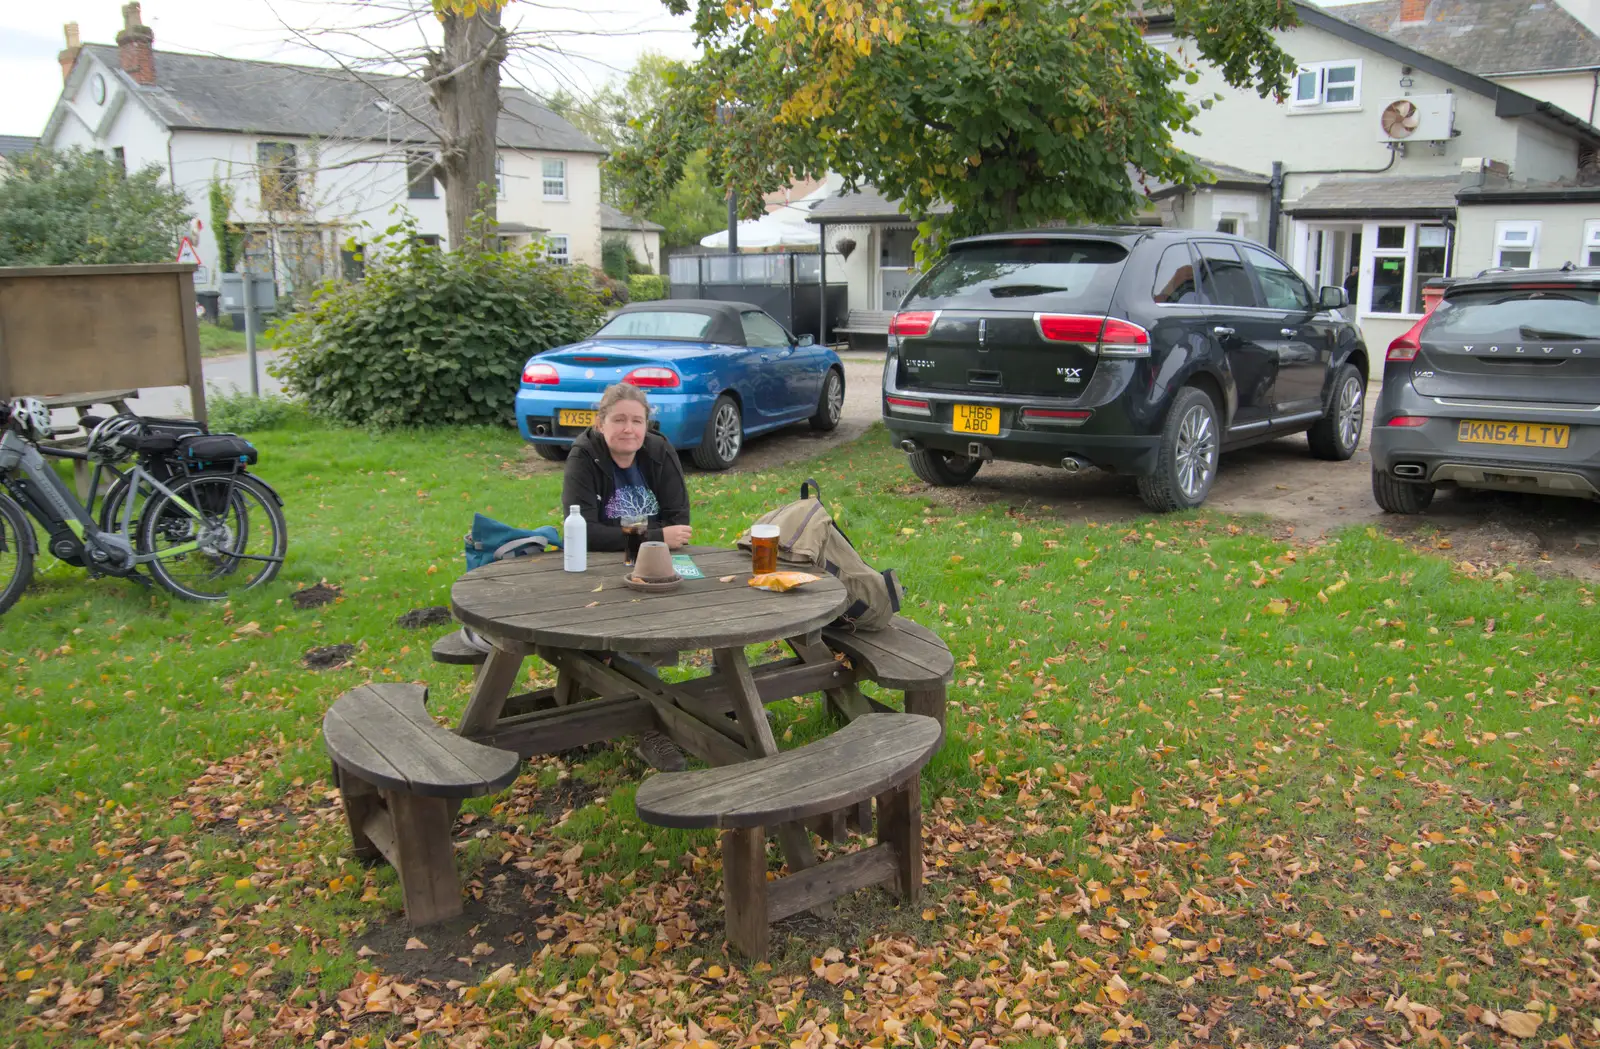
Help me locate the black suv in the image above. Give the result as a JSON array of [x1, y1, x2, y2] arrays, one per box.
[[1371, 267, 1600, 513], [881, 227, 1370, 510]]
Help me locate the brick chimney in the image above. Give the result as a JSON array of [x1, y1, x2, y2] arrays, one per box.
[[59, 23, 81, 84], [115, 3, 156, 86], [1399, 0, 1428, 23]]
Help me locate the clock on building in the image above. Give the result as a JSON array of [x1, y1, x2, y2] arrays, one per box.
[[91, 73, 107, 105]]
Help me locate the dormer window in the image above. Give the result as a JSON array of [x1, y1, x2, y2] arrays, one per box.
[[1290, 61, 1362, 109]]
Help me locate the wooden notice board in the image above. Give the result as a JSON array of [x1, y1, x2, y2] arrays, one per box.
[[0, 263, 206, 422]]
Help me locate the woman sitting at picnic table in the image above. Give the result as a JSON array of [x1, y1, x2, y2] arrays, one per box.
[[562, 383, 692, 552], [561, 382, 692, 772]]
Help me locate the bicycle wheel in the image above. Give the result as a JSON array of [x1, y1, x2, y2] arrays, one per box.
[[98, 474, 136, 533], [0, 493, 35, 615], [139, 472, 286, 601]]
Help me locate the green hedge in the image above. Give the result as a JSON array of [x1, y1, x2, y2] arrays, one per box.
[[270, 222, 607, 429], [628, 274, 667, 301]]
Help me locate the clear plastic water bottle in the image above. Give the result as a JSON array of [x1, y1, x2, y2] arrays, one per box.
[[563, 505, 587, 573]]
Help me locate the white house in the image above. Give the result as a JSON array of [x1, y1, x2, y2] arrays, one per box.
[[38, 5, 607, 300], [600, 204, 664, 274], [806, 1, 1600, 357], [1149, 0, 1600, 351]]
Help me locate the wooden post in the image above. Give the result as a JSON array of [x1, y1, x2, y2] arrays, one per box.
[[904, 686, 947, 731], [876, 778, 922, 904], [722, 827, 770, 960], [384, 791, 464, 926], [335, 767, 382, 862]]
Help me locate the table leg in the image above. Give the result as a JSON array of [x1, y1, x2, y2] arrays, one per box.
[[457, 643, 526, 736], [711, 647, 820, 877], [787, 636, 872, 724]]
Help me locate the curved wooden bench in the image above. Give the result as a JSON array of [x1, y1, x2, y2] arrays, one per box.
[[433, 629, 488, 666], [324, 683, 519, 925], [636, 712, 941, 959], [821, 615, 953, 728]]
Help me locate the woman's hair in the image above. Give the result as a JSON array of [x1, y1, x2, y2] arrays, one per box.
[[593, 382, 651, 429]]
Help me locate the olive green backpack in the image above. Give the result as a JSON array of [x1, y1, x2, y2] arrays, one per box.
[[737, 478, 904, 631]]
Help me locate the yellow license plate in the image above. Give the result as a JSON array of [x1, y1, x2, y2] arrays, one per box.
[[952, 404, 1001, 436], [1457, 420, 1570, 449], [559, 409, 596, 428]]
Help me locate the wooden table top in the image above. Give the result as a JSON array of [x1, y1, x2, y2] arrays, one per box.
[[450, 545, 848, 653]]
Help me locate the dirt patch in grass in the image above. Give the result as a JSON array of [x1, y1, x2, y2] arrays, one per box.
[[303, 643, 356, 670], [291, 582, 343, 609], [351, 858, 558, 985]]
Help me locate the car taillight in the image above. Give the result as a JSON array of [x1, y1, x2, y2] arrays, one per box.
[[1035, 314, 1151, 357], [1385, 416, 1428, 427], [885, 395, 932, 417], [522, 362, 559, 385], [624, 367, 680, 388], [1021, 408, 1092, 425], [1386, 315, 1429, 361], [889, 311, 939, 337]]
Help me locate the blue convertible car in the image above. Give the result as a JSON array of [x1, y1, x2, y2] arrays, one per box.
[[516, 299, 845, 470]]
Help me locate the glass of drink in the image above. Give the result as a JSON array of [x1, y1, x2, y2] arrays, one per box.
[[750, 523, 780, 575], [622, 515, 649, 566]]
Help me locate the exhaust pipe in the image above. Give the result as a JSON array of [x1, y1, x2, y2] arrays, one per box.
[[900, 439, 920, 453], [1394, 463, 1425, 478], [1060, 456, 1087, 474], [534, 423, 550, 436]]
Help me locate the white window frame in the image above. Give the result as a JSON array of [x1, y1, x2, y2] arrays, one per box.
[[1289, 60, 1362, 110], [494, 154, 505, 200], [1494, 220, 1540, 270], [541, 158, 567, 201], [1357, 220, 1453, 319], [545, 234, 570, 266], [1581, 220, 1600, 267]]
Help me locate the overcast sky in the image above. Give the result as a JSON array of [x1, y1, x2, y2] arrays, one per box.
[[1, 0, 701, 138]]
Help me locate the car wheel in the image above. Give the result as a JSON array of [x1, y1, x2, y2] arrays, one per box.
[[810, 368, 845, 431], [1137, 386, 1220, 512], [692, 395, 742, 470], [533, 443, 568, 462], [1307, 363, 1365, 461], [1371, 467, 1435, 514], [907, 448, 983, 486]]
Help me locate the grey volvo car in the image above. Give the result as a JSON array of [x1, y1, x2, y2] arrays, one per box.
[[1371, 267, 1600, 513]]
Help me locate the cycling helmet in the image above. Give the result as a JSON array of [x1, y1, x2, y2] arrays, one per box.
[[8, 397, 52, 439], [88, 413, 145, 463]]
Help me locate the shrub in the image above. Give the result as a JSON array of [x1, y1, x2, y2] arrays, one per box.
[[270, 220, 606, 429], [626, 254, 651, 276], [206, 388, 304, 433], [601, 235, 632, 281], [590, 267, 632, 306], [628, 274, 667, 301]]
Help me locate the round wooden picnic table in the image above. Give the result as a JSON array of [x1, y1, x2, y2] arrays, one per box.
[[449, 545, 859, 873], [449, 545, 847, 654]]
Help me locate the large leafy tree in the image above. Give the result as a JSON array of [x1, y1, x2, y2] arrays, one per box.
[[0, 148, 192, 266], [546, 53, 728, 248], [616, 0, 1298, 253]]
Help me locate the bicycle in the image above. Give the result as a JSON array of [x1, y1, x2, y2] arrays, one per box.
[[0, 399, 287, 614]]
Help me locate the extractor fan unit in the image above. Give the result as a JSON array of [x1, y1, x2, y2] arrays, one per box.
[[1381, 99, 1420, 139], [1376, 94, 1455, 142]]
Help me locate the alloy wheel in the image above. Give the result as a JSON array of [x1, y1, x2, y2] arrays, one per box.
[[1175, 404, 1218, 500], [714, 402, 742, 463], [1336, 375, 1364, 451], [825, 373, 844, 423]]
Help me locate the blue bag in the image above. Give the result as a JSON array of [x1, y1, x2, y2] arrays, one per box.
[[464, 514, 561, 571]]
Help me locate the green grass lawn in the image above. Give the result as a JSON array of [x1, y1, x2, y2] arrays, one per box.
[[197, 320, 250, 357], [2, 420, 1596, 1048]]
